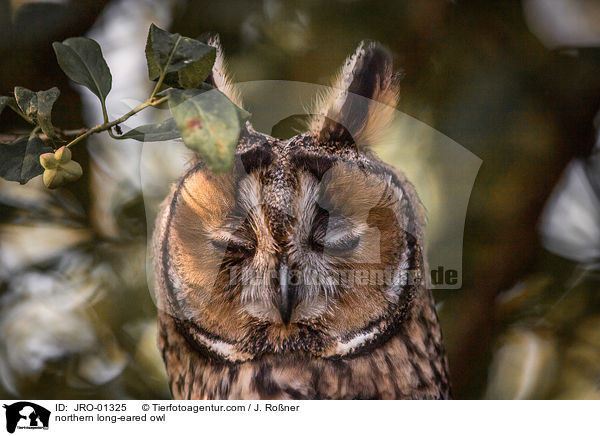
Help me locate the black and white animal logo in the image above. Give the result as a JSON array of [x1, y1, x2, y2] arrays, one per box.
[[2, 402, 50, 433]]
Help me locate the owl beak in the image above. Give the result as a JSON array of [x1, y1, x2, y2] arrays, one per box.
[[278, 259, 295, 324]]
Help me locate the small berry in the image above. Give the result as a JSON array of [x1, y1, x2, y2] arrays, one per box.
[[39, 146, 82, 188]]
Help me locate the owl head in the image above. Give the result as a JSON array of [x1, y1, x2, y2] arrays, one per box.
[[154, 37, 426, 361]]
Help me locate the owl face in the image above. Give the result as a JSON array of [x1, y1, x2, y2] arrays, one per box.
[[155, 39, 425, 360]]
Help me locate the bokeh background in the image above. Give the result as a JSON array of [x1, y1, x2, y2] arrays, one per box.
[[1, 0, 600, 399]]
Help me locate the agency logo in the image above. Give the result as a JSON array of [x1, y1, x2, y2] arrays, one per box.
[[137, 81, 481, 300], [2, 402, 50, 434]]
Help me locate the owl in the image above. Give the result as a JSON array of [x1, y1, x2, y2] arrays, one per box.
[[153, 36, 451, 399]]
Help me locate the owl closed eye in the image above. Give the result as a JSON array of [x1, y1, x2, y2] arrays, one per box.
[[154, 36, 451, 400]]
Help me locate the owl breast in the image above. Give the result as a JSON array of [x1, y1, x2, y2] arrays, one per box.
[[158, 287, 451, 400]]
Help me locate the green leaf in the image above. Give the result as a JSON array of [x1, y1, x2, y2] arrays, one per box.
[[236, 106, 252, 123], [271, 114, 312, 139], [0, 99, 7, 117], [120, 118, 181, 142], [145, 24, 216, 89], [36, 88, 61, 139], [14, 87, 61, 138], [14, 87, 37, 118], [53, 37, 112, 104], [0, 95, 27, 120], [0, 96, 16, 117], [167, 88, 245, 172], [0, 136, 53, 184]]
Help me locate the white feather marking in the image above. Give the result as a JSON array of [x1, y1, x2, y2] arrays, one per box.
[[333, 327, 380, 355]]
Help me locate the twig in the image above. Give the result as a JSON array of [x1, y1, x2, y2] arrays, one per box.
[[0, 133, 23, 144], [64, 95, 168, 148], [1, 127, 89, 144]]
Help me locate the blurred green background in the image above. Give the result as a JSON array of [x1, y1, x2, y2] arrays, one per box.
[[1, 0, 600, 399]]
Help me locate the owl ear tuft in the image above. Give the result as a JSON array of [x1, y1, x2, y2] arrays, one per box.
[[309, 41, 400, 148], [200, 33, 243, 108]]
